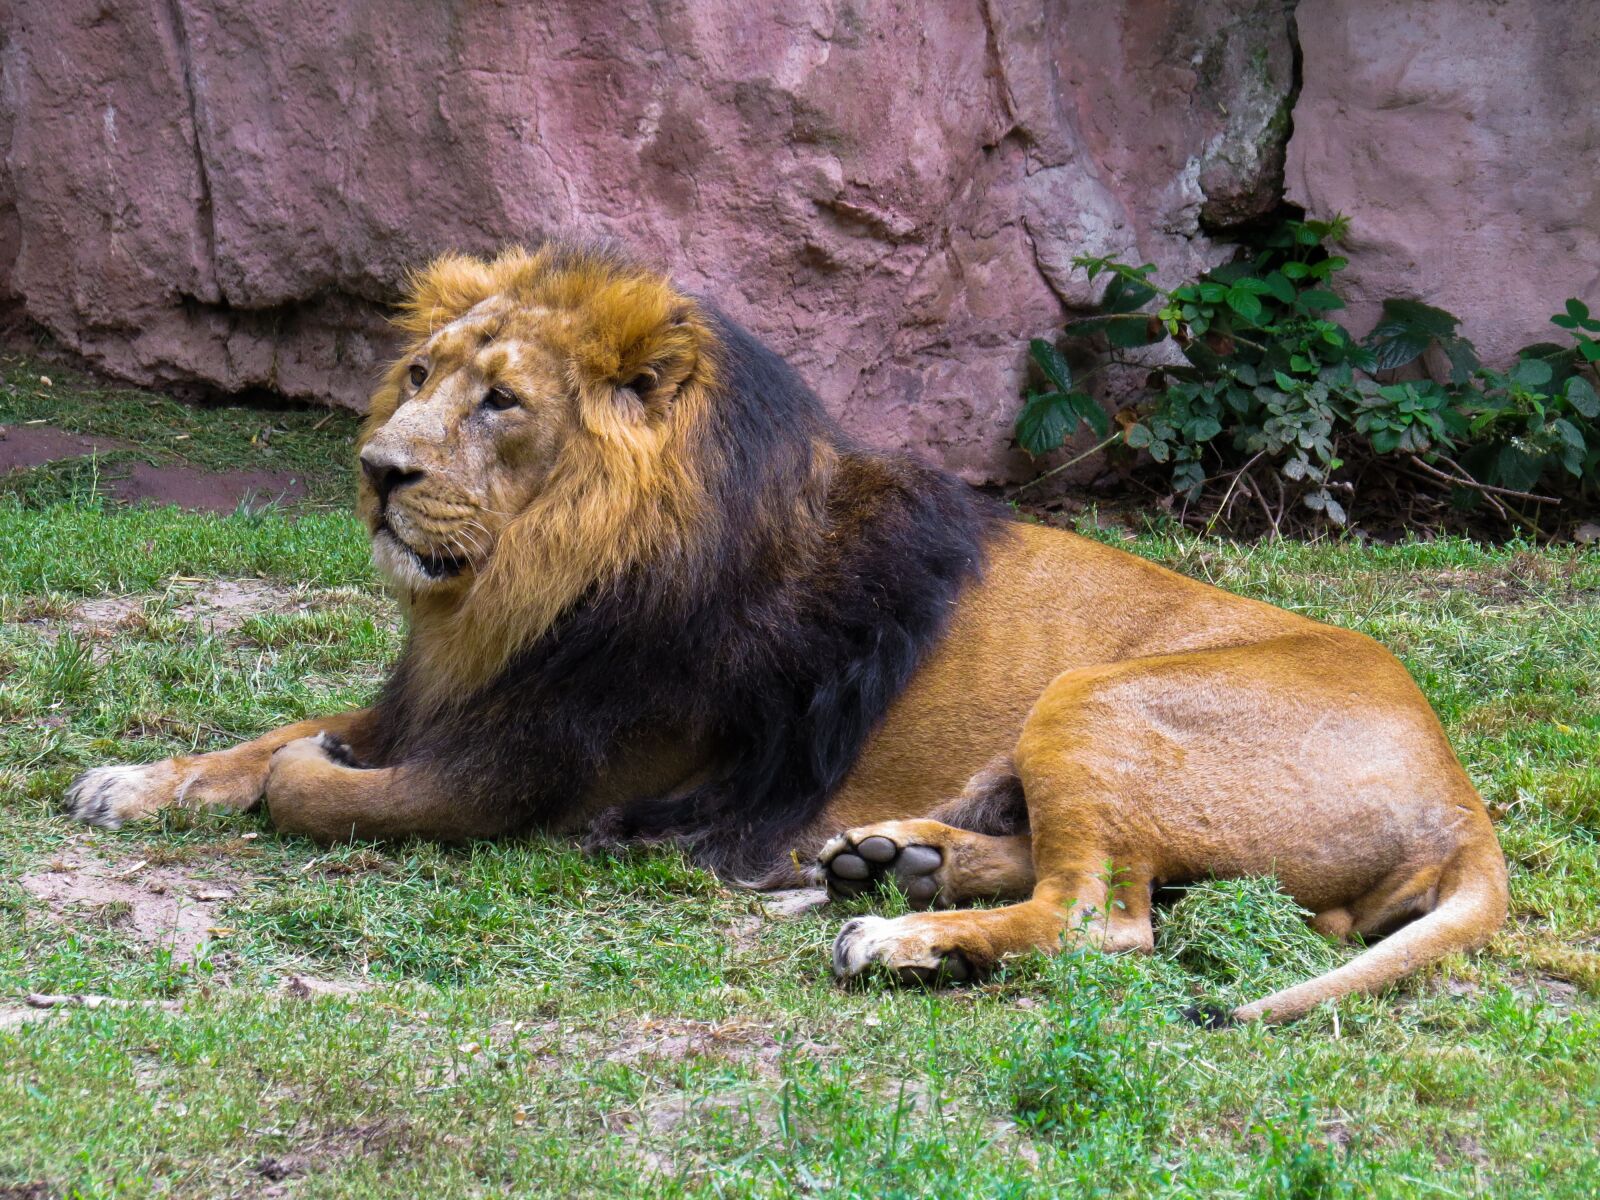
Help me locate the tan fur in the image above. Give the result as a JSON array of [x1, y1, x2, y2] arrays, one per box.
[[368, 245, 717, 709], [66, 252, 1507, 1023], [824, 522, 1509, 1023]]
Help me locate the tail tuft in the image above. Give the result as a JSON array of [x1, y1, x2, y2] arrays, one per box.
[[1181, 1003, 1238, 1031]]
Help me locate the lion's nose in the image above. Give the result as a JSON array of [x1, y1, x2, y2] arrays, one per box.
[[359, 448, 424, 508]]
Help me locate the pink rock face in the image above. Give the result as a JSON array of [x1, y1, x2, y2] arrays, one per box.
[[1287, 1, 1600, 364], [7, 4, 1596, 482], [0, 1, 1294, 482]]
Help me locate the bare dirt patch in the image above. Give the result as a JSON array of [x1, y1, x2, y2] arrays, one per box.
[[1412, 555, 1599, 604], [19, 845, 242, 964], [252, 1120, 413, 1194], [103, 461, 306, 512], [279, 974, 371, 1000], [0, 423, 131, 469], [603, 1016, 840, 1076], [723, 886, 829, 952], [71, 578, 301, 636], [0, 422, 307, 511]]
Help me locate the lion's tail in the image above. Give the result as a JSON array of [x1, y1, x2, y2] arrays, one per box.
[[1230, 827, 1508, 1025]]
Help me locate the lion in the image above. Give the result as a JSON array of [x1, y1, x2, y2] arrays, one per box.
[[66, 242, 1508, 1024]]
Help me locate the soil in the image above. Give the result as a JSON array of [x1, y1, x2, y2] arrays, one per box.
[[18, 845, 239, 964], [71, 578, 302, 636], [103, 461, 306, 512], [0, 423, 130, 469], [0, 422, 306, 511]]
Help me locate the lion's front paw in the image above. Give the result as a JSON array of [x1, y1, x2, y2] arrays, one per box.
[[830, 914, 976, 986], [64, 761, 183, 829], [267, 733, 342, 779]]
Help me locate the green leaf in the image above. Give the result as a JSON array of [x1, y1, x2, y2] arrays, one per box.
[[1028, 339, 1071, 394], [1378, 299, 1461, 337], [1551, 417, 1586, 452], [1183, 416, 1222, 442], [1566, 374, 1600, 418], [1297, 289, 1345, 312], [1065, 391, 1111, 439], [1510, 357, 1553, 388], [1493, 444, 1542, 492], [1261, 272, 1296, 304], [1015, 392, 1072, 455], [1369, 428, 1402, 454], [1123, 423, 1154, 449], [1369, 330, 1430, 371], [1172, 461, 1206, 499], [1281, 262, 1310, 280], [1103, 273, 1158, 314], [1226, 288, 1264, 322], [1229, 277, 1273, 296], [1105, 315, 1165, 349], [1442, 337, 1480, 385], [1567, 298, 1591, 322]]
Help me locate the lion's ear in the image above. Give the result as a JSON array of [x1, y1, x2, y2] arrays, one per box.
[[578, 295, 705, 425], [393, 253, 500, 336]]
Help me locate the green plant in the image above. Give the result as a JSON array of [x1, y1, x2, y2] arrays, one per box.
[[1250, 1092, 1373, 1199], [988, 947, 1169, 1147], [1015, 218, 1600, 535]]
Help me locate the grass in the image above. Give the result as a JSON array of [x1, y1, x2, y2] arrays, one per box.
[[2, 360, 1599, 1197]]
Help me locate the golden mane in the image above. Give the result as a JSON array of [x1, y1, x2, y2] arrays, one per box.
[[366, 245, 721, 711]]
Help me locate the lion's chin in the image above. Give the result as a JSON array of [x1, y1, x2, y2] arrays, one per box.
[[370, 526, 473, 593]]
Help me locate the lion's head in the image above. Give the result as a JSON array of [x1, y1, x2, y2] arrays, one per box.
[[359, 242, 993, 874], [360, 244, 723, 704]]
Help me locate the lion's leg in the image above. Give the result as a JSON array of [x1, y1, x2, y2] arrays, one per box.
[[66, 709, 377, 830], [264, 734, 511, 843], [832, 634, 1505, 1012], [816, 819, 1035, 909], [831, 871, 1120, 983]]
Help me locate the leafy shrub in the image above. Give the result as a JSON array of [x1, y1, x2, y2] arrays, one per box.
[[1015, 217, 1600, 534], [1155, 877, 1346, 1004], [988, 947, 1169, 1147]]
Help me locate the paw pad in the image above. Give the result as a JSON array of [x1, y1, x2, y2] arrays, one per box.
[[819, 832, 945, 908]]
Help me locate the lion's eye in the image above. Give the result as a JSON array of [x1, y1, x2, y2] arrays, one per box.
[[408, 364, 427, 388], [482, 387, 518, 412]]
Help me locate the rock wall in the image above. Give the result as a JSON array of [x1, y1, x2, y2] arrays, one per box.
[[1286, 0, 1600, 365], [1, 1, 1594, 481]]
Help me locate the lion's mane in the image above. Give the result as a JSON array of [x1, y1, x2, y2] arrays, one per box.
[[365, 244, 998, 876]]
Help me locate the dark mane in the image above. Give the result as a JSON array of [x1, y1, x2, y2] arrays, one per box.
[[370, 304, 1000, 878]]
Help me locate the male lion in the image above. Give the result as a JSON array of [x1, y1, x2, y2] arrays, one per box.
[[68, 244, 1507, 1023]]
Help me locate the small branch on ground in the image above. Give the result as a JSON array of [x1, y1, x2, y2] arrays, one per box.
[[25, 993, 180, 1011]]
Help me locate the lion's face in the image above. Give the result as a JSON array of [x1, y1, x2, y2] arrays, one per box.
[[358, 246, 710, 612], [358, 297, 580, 593]]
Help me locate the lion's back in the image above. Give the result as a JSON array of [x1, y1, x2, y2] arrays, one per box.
[[826, 520, 1313, 827]]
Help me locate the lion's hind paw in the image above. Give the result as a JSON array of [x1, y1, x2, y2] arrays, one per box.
[[817, 824, 945, 907]]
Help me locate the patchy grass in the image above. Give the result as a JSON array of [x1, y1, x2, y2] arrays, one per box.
[[2, 373, 1599, 1197], [0, 351, 362, 509]]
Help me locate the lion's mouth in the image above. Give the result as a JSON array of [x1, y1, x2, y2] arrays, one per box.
[[376, 522, 469, 580]]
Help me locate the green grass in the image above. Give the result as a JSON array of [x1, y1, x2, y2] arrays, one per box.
[[2, 369, 1599, 1197], [0, 351, 362, 509]]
